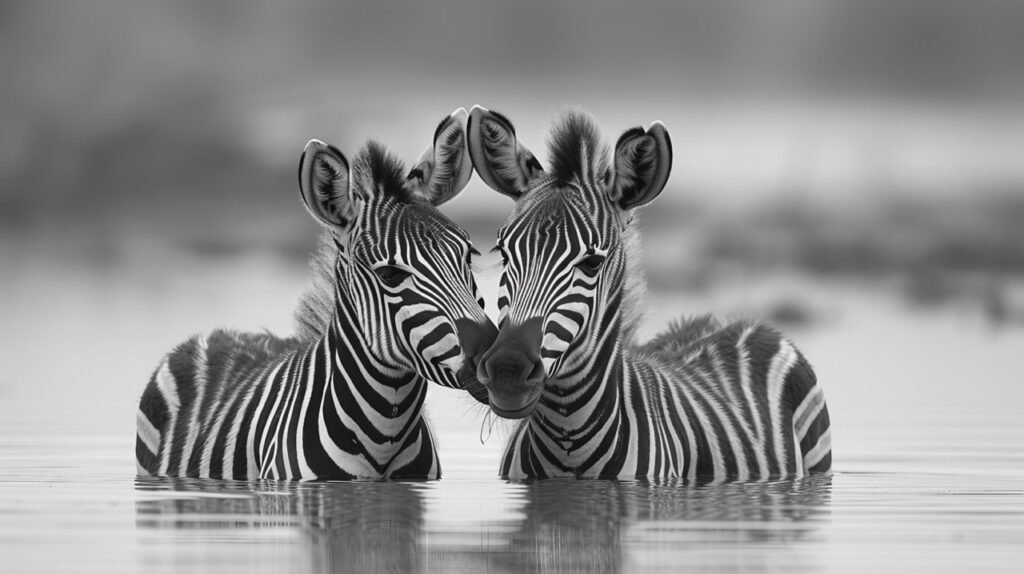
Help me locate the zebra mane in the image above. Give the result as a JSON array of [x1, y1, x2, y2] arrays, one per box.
[[353, 140, 414, 203], [618, 217, 647, 346], [293, 231, 338, 343], [632, 314, 723, 357], [546, 109, 610, 186]]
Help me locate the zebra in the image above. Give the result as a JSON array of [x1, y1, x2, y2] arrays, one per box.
[[466, 106, 832, 481], [136, 108, 497, 480]]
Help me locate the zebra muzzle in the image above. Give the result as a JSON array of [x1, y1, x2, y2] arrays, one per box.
[[477, 317, 546, 419], [454, 317, 499, 405]]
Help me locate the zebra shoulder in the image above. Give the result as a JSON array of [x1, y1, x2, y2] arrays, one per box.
[[728, 321, 818, 409], [148, 329, 300, 408]]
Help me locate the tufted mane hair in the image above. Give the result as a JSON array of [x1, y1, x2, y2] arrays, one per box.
[[618, 220, 647, 346], [546, 109, 610, 186], [353, 140, 413, 203], [293, 231, 338, 343], [632, 314, 723, 357]]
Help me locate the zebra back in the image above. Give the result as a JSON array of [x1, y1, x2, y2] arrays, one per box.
[[635, 320, 832, 478]]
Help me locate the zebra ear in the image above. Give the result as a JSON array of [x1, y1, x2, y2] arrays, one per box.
[[467, 105, 543, 199], [298, 139, 357, 230], [609, 121, 673, 210], [406, 107, 474, 206]]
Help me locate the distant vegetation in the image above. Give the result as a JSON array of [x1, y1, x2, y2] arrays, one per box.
[[698, 191, 1024, 276], [640, 188, 1024, 325]]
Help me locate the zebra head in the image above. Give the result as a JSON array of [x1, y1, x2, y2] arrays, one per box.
[[298, 108, 496, 402], [467, 107, 672, 418]]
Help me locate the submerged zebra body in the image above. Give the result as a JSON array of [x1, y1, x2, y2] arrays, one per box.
[[137, 109, 496, 480], [498, 317, 831, 481], [467, 107, 832, 481]]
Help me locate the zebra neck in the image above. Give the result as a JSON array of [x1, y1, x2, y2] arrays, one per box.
[[325, 289, 426, 431], [532, 303, 625, 453]]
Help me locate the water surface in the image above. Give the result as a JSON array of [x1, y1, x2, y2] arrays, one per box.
[[2, 259, 1023, 573]]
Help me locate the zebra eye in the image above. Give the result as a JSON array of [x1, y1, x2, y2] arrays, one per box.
[[374, 265, 412, 287], [490, 245, 508, 266], [467, 246, 481, 266], [577, 254, 606, 274]]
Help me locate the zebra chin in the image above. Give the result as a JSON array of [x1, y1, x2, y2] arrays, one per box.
[[479, 359, 546, 419], [488, 392, 543, 419]]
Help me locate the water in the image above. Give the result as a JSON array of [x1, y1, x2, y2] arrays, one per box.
[[3, 429, 1023, 573], [3, 250, 1024, 572]]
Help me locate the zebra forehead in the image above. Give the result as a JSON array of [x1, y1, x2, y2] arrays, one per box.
[[503, 184, 614, 246], [408, 205, 469, 243], [366, 202, 469, 252]]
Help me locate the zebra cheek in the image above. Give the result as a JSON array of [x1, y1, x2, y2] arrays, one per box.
[[541, 356, 557, 378], [441, 353, 464, 374], [540, 330, 569, 376]]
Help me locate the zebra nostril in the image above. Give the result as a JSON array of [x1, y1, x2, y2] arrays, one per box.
[[527, 360, 545, 383], [480, 316, 545, 387], [455, 317, 498, 369]]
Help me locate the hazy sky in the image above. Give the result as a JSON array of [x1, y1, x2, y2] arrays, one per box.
[[3, 0, 1023, 210]]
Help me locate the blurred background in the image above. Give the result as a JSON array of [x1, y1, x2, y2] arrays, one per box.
[[5, 3, 1024, 571], [2, 0, 1023, 444]]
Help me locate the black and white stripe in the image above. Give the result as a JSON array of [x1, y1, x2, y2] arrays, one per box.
[[469, 107, 832, 481], [498, 318, 833, 481], [137, 110, 493, 480]]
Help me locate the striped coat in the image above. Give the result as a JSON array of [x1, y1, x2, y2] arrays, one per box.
[[467, 106, 832, 481], [498, 318, 831, 481], [137, 109, 495, 480]]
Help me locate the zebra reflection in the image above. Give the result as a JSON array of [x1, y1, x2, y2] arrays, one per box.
[[498, 476, 832, 573], [135, 478, 426, 573]]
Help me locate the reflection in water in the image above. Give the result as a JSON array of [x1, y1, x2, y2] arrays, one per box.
[[135, 475, 831, 573], [499, 476, 832, 573], [136, 478, 427, 573], [504, 480, 627, 573]]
